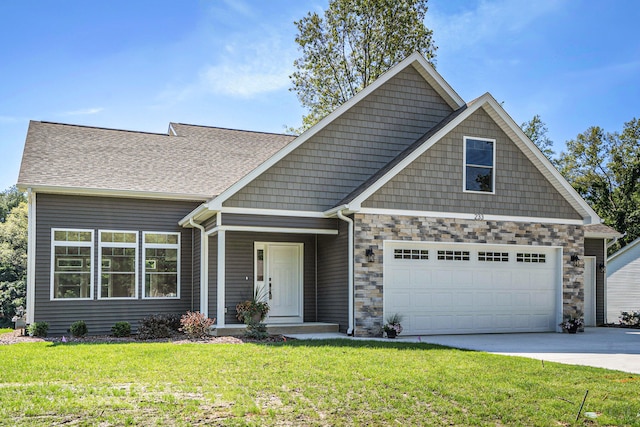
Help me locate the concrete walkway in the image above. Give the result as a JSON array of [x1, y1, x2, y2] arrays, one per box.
[[287, 327, 640, 374]]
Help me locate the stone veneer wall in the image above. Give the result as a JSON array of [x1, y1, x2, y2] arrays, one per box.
[[353, 214, 584, 337]]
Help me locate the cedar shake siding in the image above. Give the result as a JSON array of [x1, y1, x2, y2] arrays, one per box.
[[33, 193, 201, 335], [224, 66, 454, 211], [363, 108, 582, 220], [317, 219, 350, 333], [585, 238, 606, 324]]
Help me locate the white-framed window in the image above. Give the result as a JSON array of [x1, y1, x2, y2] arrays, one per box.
[[142, 232, 180, 299], [463, 136, 496, 193], [98, 230, 138, 299], [51, 229, 94, 300]]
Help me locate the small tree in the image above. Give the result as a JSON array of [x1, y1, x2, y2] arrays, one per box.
[[291, 0, 437, 131]]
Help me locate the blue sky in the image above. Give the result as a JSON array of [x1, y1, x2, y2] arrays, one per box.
[[1, 0, 638, 191]]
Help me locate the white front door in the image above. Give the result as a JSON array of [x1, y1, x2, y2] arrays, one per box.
[[255, 243, 303, 323], [584, 256, 596, 327]]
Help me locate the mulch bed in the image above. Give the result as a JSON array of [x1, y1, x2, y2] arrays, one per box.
[[0, 329, 291, 345]]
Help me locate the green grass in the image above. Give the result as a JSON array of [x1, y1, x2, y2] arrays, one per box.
[[0, 328, 12, 334], [0, 339, 638, 426]]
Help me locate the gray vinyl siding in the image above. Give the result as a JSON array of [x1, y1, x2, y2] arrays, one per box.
[[585, 238, 606, 324], [363, 108, 582, 220], [317, 220, 349, 333], [221, 213, 338, 230], [203, 215, 217, 232], [220, 232, 317, 324], [33, 193, 201, 335], [225, 66, 454, 211]]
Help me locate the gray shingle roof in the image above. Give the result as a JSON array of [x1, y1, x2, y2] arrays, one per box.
[[18, 121, 295, 199]]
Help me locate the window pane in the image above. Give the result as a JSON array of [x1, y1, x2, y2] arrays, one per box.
[[101, 273, 136, 298], [145, 273, 177, 298], [466, 139, 493, 166], [54, 272, 92, 298], [466, 166, 493, 192]]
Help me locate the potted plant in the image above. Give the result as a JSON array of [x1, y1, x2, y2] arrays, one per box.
[[559, 316, 584, 334], [383, 313, 404, 338], [236, 286, 270, 323]]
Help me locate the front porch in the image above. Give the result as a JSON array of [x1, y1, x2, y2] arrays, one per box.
[[212, 322, 339, 337]]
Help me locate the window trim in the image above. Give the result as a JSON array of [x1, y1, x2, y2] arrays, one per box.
[[50, 228, 95, 301], [142, 231, 181, 299], [98, 230, 139, 300], [463, 136, 496, 194]]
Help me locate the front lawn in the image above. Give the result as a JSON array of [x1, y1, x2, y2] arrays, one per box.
[[0, 338, 638, 426]]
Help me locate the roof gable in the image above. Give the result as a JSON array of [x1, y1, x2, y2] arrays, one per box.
[[339, 93, 600, 224], [203, 53, 464, 212]]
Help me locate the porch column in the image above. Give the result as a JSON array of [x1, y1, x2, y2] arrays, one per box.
[[217, 229, 226, 326]]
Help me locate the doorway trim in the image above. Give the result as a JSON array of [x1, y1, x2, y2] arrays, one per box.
[[254, 242, 304, 324]]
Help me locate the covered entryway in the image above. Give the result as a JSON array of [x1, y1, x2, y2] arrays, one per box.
[[383, 241, 561, 335], [255, 242, 304, 323]]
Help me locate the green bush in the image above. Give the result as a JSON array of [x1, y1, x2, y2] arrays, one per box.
[[111, 321, 131, 337], [138, 314, 181, 340], [70, 320, 88, 337], [27, 322, 49, 337], [180, 311, 215, 339], [244, 317, 269, 340]]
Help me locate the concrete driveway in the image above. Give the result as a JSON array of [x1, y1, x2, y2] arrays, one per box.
[[412, 327, 640, 374]]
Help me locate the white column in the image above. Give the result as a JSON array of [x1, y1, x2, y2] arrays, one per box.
[[200, 233, 209, 317], [217, 229, 226, 326]]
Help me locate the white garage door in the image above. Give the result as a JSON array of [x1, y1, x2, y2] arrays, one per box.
[[384, 242, 560, 335]]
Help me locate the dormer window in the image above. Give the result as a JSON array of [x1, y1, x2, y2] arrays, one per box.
[[464, 137, 495, 193]]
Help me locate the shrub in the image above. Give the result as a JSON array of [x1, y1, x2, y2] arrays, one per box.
[[180, 311, 215, 339], [27, 322, 49, 337], [111, 321, 131, 337], [244, 317, 269, 340], [620, 310, 640, 327], [137, 314, 181, 340], [70, 320, 88, 337]]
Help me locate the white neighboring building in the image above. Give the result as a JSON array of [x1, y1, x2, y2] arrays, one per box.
[[607, 238, 640, 323]]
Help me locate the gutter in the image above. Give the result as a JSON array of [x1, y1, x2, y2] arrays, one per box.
[[336, 208, 355, 336], [189, 218, 208, 317]]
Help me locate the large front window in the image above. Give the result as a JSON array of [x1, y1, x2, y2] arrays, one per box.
[[51, 229, 94, 300], [99, 231, 138, 299], [143, 232, 180, 298], [464, 137, 495, 193]]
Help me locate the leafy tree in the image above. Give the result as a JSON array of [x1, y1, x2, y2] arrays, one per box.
[[521, 114, 556, 164], [556, 118, 640, 253], [0, 186, 26, 223], [291, 0, 437, 131], [0, 201, 27, 325]]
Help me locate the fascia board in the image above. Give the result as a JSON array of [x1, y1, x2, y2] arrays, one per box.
[[607, 237, 640, 262], [16, 184, 211, 202], [206, 53, 464, 211]]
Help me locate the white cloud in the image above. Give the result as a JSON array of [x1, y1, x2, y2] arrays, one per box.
[[426, 0, 562, 51], [61, 107, 104, 116], [198, 53, 294, 97]]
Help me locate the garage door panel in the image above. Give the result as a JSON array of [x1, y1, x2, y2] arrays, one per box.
[[385, 242, 559, 335]]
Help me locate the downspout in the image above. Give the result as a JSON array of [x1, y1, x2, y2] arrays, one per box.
[[336, 209, 354, 336], [189, 218, 208, 318]]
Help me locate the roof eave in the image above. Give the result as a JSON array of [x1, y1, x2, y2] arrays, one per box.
[[18, 184, 211, 202]]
